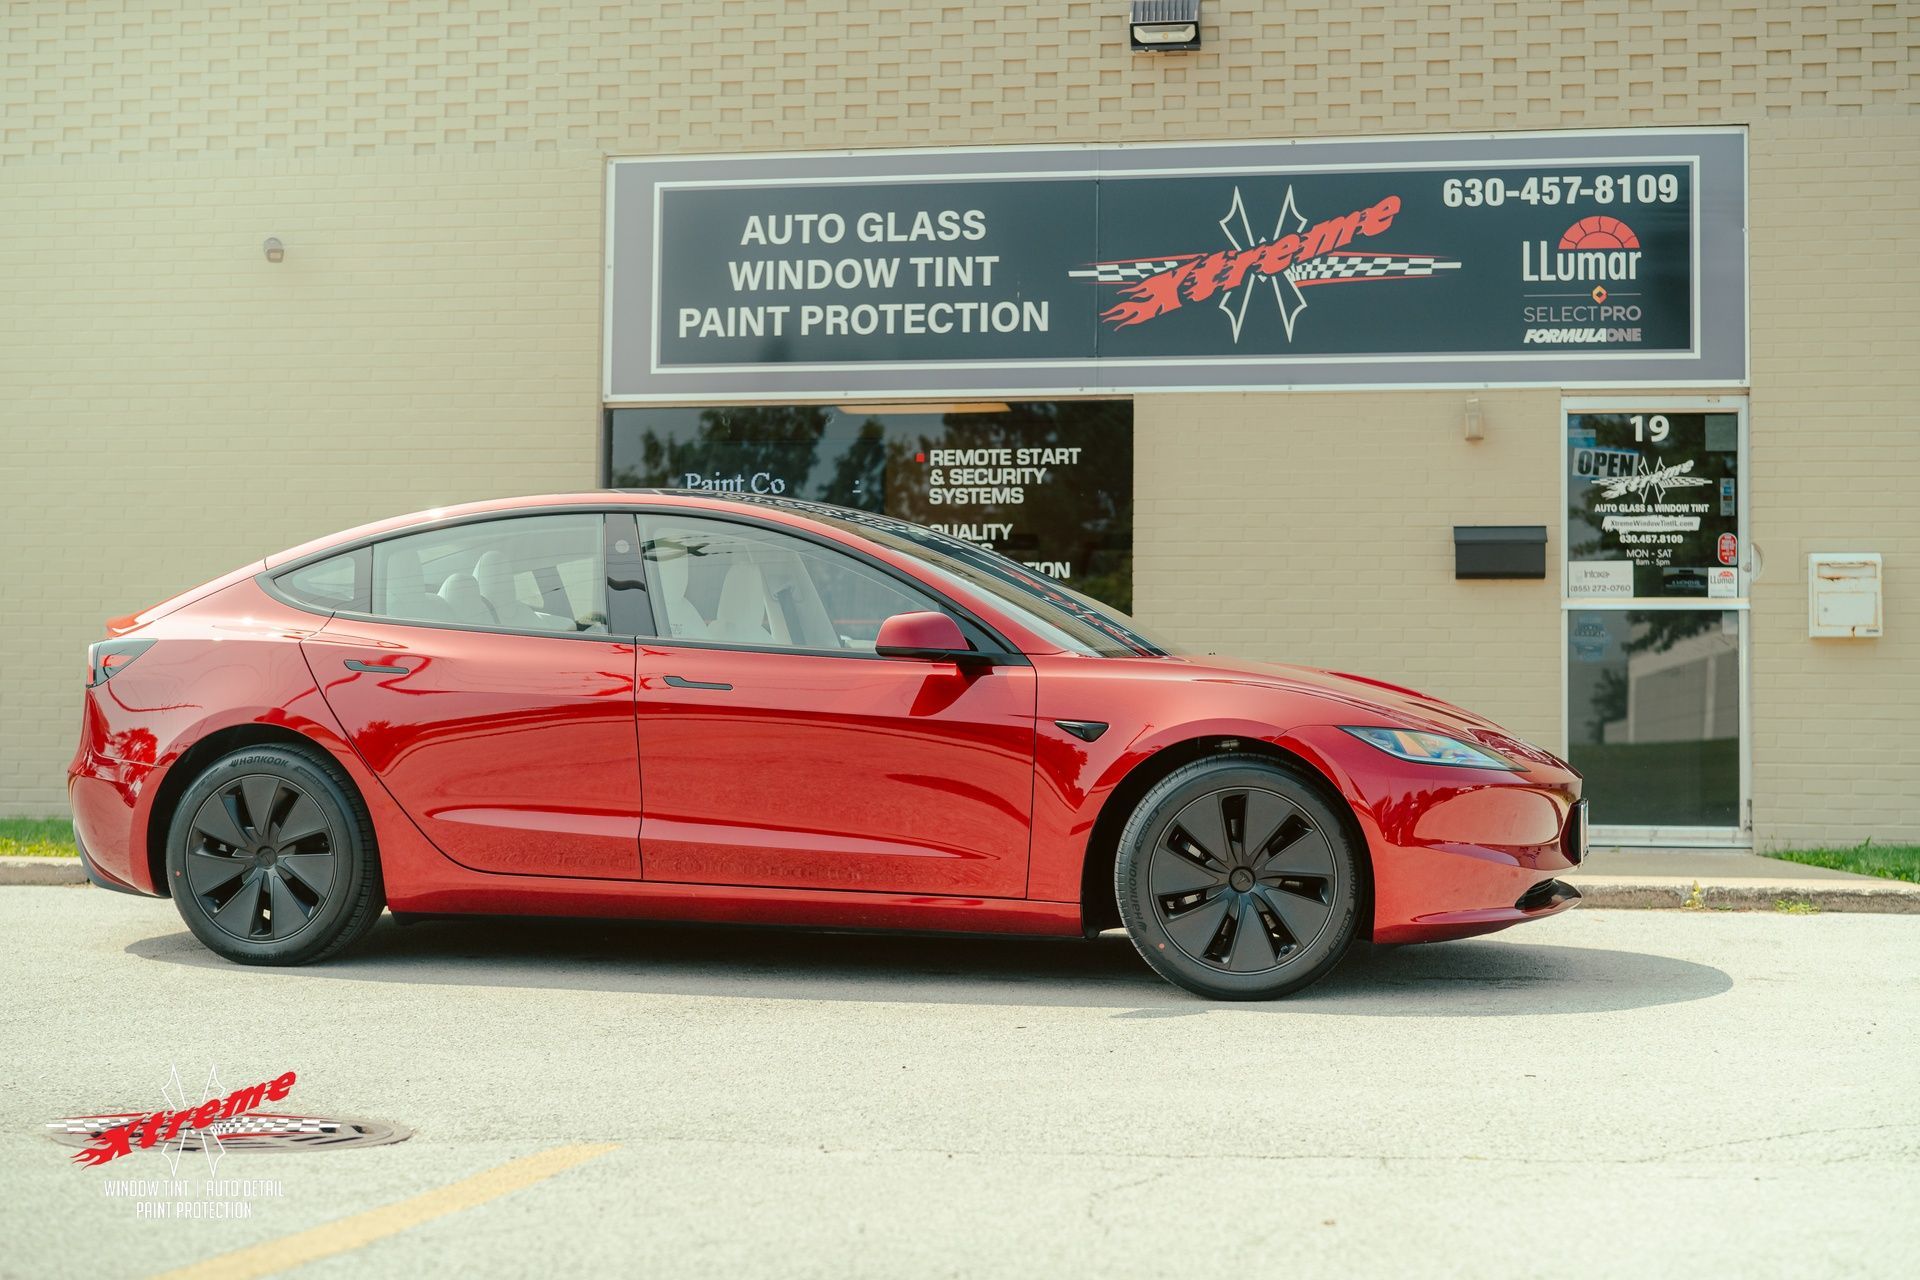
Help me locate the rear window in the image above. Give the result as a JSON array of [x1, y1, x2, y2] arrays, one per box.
[[271, 549, 369, 613]]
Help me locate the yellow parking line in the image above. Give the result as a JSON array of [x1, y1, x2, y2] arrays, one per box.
[[147, 1143, 619, 1280]]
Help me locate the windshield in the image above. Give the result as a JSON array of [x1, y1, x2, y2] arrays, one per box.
[[763, 499, 1177, 657]]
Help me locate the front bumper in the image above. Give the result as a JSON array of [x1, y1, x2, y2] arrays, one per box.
[[1287, 725, 1586, 945]]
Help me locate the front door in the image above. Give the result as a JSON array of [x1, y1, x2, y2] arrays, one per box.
[[305, 511, 645, 879], [631, 513, 1037, 898], [1563, 399, 1749, 845]]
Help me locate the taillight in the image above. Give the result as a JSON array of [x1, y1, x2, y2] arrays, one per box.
[[87, 639, 155, 687]]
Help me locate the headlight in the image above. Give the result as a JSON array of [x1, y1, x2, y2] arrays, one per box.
[[1340, 726, 1520, 771]]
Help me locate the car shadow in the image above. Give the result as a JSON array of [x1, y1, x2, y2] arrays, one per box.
[[124, 915, 1732, 1017]]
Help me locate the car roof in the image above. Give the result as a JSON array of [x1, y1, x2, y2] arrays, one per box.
[[261, 490, 882, 568], [256, 489, 1078, 658]]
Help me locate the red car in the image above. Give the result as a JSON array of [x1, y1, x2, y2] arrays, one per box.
[[70, 492, 1584, 1000]]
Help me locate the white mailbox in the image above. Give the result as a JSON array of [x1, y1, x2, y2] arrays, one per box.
[[1808, 553, 1883, 638]]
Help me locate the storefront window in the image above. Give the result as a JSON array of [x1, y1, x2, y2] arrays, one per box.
[[604, 401, 1134, 610]]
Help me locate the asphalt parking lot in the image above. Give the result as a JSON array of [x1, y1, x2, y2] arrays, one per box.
[[4, 887, 1916, 1280]]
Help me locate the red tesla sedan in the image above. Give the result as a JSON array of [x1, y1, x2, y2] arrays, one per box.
[[70, 492, 1584, 999]]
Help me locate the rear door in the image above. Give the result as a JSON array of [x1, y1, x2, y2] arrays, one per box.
[[299, 511, 647, 880], [631, 512, 1037, 898]]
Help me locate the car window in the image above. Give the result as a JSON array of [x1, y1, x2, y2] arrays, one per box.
[[272, 548, 369, 613], [370, 514, 609, 634], [637, 515, 949, 652], [750, 499, 1172, 657]]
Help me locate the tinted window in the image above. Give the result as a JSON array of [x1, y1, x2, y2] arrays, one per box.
[[605, 400, 1135, 611], [638, 515, 949, 652], [748, 500, 1173, 658], [272, 549, 368, 613], [371, 514, 609, 634]]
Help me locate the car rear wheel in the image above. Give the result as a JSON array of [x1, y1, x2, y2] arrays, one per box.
[[1114, 755, 1362, 1000], [164, 744, 384, 965]]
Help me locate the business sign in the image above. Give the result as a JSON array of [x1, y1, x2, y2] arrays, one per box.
[[606, 130, 1747, 401], [1566, 411, 1741, 600]]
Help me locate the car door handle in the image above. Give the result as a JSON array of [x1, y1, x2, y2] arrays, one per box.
[[344, 659, 409, 675], [663, 674, 732, 691]]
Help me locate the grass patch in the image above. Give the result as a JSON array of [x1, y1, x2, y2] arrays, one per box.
[[0, 817, 80, 859], [1763, 840, 1920, 885]]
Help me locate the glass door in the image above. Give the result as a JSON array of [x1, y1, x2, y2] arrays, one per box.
[[1562, 397, 1750, 846]]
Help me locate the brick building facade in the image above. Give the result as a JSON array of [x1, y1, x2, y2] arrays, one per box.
[[2, 3, 1915, 845]]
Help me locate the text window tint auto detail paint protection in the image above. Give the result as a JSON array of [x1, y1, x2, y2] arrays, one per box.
[[370, 514, 609, 634], [637, 515, 948, 652], [605, 401, 1134, 611]]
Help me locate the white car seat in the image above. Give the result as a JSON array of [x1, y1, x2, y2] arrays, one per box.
[[382, 546, 454, 622], [436, 573, 496, 626], [474, 551, 547, 630], [652, 543, 712, 639], [713, 562, 776, 645]]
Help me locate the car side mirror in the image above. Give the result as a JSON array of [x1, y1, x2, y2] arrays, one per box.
[[874, 611, 975, 662]]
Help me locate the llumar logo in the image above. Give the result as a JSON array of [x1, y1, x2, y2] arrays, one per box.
[[70, 1068, 296, 1169], [1523, 215, 1643, 285], [1069, 185, 1460, 342]]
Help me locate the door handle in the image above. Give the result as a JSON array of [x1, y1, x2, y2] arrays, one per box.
[[663, 674, 732, 691], [344, 659, 409, 675]]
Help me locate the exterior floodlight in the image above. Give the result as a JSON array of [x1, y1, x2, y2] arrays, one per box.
[[1130, 0, 1200, 52], [263, 237, 285, 263]]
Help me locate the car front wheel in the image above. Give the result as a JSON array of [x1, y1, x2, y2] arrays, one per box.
[[1114, 755, 1362, 1000], [164, 743, 384, 965]]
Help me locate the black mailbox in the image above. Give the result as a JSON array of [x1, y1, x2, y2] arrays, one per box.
[[1453, 525, 1548, 579]]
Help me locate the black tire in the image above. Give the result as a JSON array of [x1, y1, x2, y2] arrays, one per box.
[[1115, 755, 1362, 1000], [164, 743, 384, 965]]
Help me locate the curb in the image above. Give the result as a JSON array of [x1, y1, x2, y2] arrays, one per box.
[[1568, 876, 1920, 914], [4, 856, 1917, 913], [0, 856, 87, 886]]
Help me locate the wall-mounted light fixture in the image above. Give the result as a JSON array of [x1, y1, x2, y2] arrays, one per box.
[[1463, 397, 1485, 442], [1130, 0, 1201, 52], [263, 237, 285, 263]]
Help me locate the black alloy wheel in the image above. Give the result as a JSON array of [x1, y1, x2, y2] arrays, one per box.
[[1115, 756, 1362, 1000], [166, 745, 384, 965]]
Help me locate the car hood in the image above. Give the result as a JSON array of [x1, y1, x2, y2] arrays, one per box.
[[1168, 654, 1562, 766]]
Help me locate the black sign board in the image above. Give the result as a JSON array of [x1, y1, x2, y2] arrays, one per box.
[[605, 402, 1135, 610], [607, 131, 1747, 399], [1566, 412, 1741, 600]]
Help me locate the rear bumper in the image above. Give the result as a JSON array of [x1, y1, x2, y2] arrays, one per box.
[[74, 826, 146, 896], [68, 745, 164, 897]]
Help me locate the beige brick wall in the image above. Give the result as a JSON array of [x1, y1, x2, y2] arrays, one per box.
[[2, 2, 1910, 158], [1746, 115, 1920, 847], [1133, 389, 1566, 749], [4, 2, 1918, 842], [0, 153, 607, 810]]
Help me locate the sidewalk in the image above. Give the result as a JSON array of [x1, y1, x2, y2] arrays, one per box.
[[4, 849, 1917, 911], [1565, 848, 1920, 913]]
